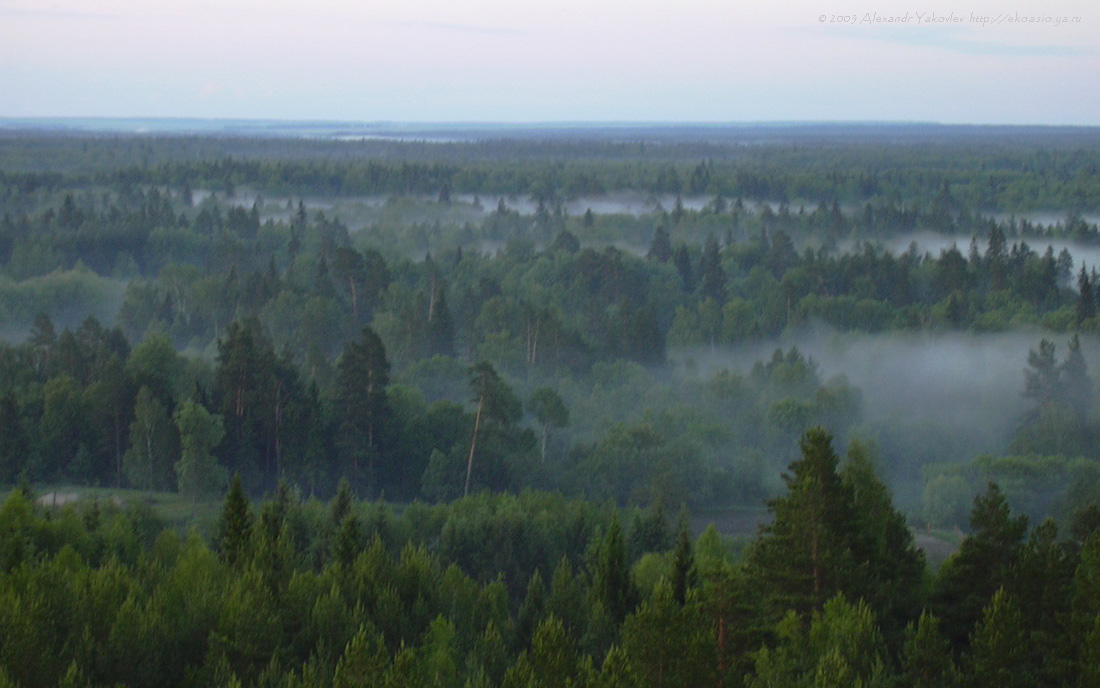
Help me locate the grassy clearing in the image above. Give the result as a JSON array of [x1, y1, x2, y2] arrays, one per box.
[[2, 484, 226, 534]]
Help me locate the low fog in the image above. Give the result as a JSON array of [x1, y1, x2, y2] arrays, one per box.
[[672, 327, 1098, 499]]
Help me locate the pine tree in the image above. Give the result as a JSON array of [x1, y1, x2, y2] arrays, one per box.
[[745, 427, 860, 620], [463, 362, 521, 496], [333, 327, 393, 494]]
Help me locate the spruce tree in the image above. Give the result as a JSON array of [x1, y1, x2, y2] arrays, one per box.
[[1078, 266, 1097, 325], [932, 482, 1027, 652], [671, 514, 697, 606], [592, 515, 638, 624], [216, 473, 253, 567]]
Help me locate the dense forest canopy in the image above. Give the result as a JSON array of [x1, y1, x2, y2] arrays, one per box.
[[3, 122, 1100, 686]]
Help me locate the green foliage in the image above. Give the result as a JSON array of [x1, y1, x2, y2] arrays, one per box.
[[748, 595, 889, 688], [216, 474, 253, 567], [123, 386, 177, 490], [590, 515, 638, 625], [746, 428, 861, 619], [175, 399, 227, 503], [932, 483, 1028, 652], [900, 611, 957, 688], [965, 588, 1032, 688]]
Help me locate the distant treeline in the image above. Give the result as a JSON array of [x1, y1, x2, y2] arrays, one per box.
[[4, 130, 1100, 210]]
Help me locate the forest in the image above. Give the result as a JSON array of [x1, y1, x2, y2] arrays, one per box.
[[3, 122, 1100, 686]]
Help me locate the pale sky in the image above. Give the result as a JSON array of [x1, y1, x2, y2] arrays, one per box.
[[1, 0, 1097, 124]]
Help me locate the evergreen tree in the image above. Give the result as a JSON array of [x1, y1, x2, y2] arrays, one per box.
[[333, 327, 394, 494], [621, 580, 715, 687], [331, 624, 390, 688], [592, 515, 638, 624], [646, 226, 673, 263], [516, 569, 547, 652], [965, 588, 1031, 688], [933, 483, 1028, 652], [747, 594, 889, 688], [331, 476, 355, 527], [1060, 334, 1093, 421], [671, 514, 697, 606], [899, 611, 957, 688], [839, 440, 925, 645], [745, 427, 861, 620], [673, 244, 695, 292], [700, 234, 727, 302], [546, 556, 585, 635], [1077, 266, 1096, 325], [425, 287, 456, 358], [1010, 518, 1075, 685], [463, 362, 521, 496], [0, 391, 28, 484], [216, 473, 254, 567]]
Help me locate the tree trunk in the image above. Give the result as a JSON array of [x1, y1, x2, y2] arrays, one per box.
[[464, 396, 484, 497]]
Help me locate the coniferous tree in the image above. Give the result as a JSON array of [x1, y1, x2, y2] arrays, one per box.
[[700, 234, 727, 303], [673, 244, 695, 292], [1060, 334, 1093, 421], [332, 624, 390, 688], [592, 515, 638, 625], [216, 473, 254, 567], [965, 588, 1031, 688], [463, 362, 521, 496], [900, 611, 957, 688], [671, 514, 697, 606], [745, 427, 861, 620], [426, 287, 456, 358], [333, 327, 393, 494], [840, 440, 925, 645], [646, 226, 673, 263], [1077, 266, 1096, 325], [516, 569, 547, 652], [331, 477, 354, 527], [933, 483, 1028, 652], [0, 391, 28, 484], [1009, 518, 1075, 685], [546, 556, 585, 635]]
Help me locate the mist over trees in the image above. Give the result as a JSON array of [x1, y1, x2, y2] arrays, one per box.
[[4, 124, 1100, 686]]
